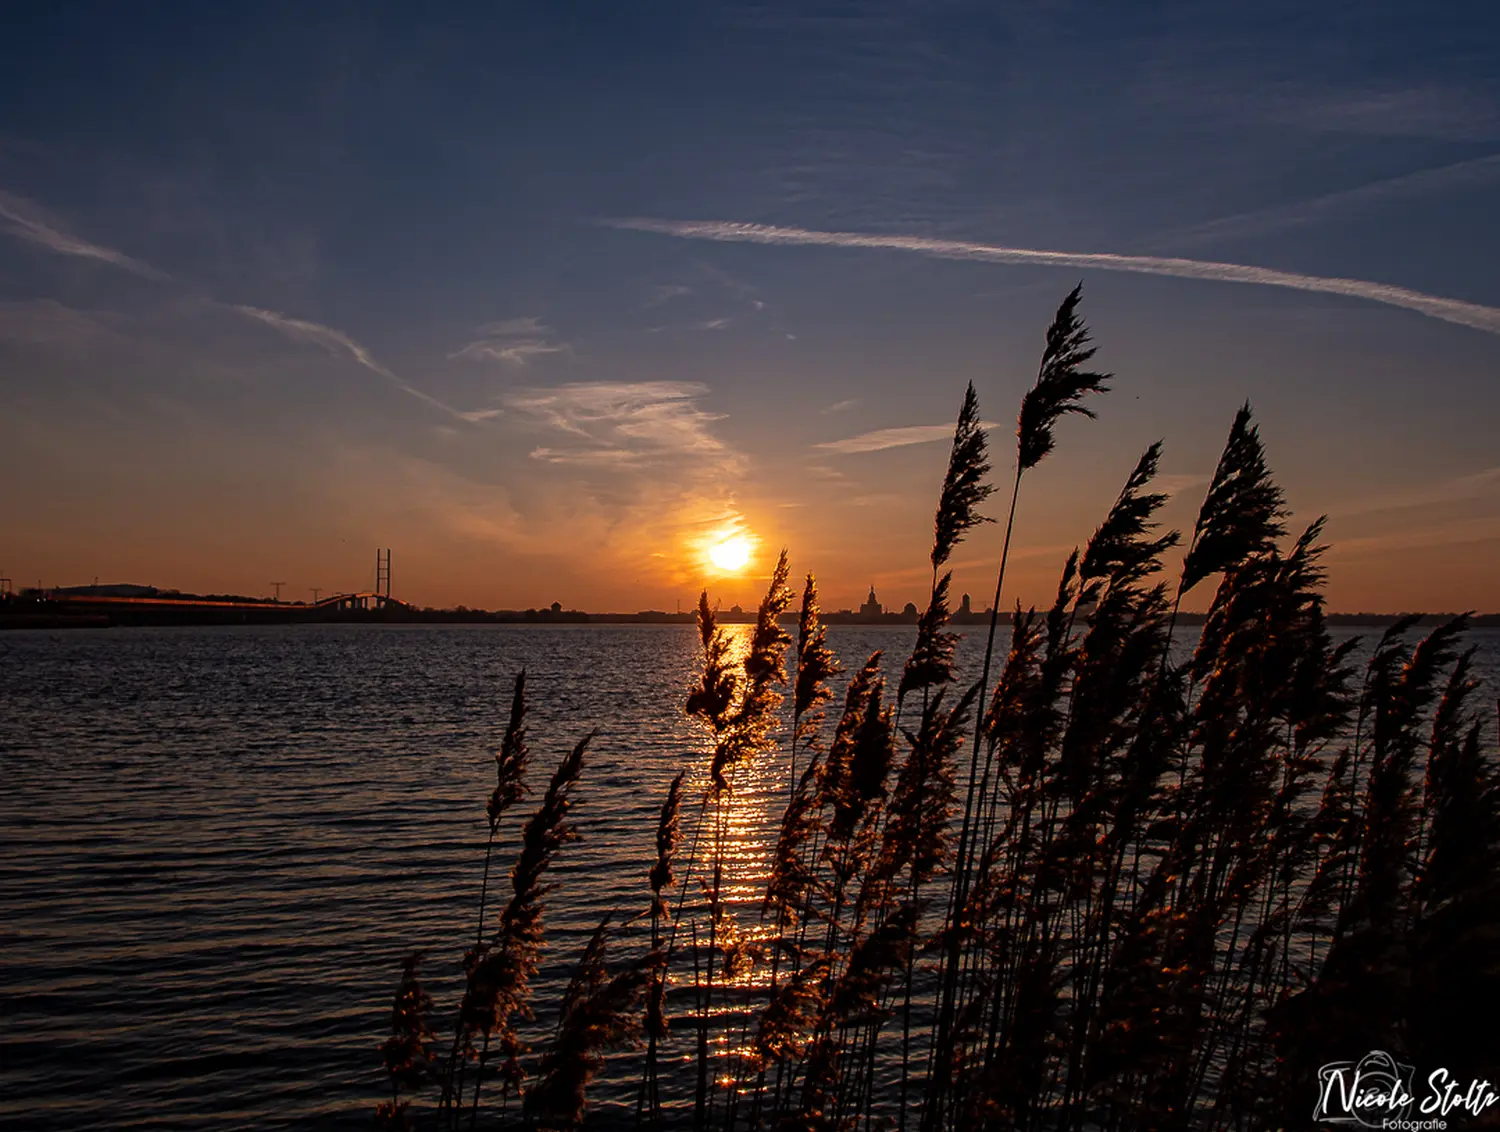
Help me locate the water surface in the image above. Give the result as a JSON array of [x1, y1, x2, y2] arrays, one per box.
[[2, 623, 1496, 1129]]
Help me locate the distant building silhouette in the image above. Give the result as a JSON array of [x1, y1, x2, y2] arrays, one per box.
[[960, 592, 972, 616], [550, 601, 562, 614], [902, 601, 918, 616], [860, 586, 883, 617]]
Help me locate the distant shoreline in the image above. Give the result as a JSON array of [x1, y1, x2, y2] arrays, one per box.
[[3, 592, 1497, 631]]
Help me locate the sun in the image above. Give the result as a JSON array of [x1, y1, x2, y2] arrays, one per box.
[[708, 535, 752, 573]]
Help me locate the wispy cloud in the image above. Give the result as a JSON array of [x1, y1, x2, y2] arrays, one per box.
[[1178, 153, 1500, 247], [462, 340, 566, 364], [1331, 515, 1500, 557], [345, 384, 750, 591], [805, 462, 851, 483], [450, 315, 568, 365], [1153, 472, 1211, 499], [0, 188, 482, 423], [1333, 466, 1500, 519], [507, 380, 742, 471], [1264, 84, 1497, 142], [0, 299, 120, 350], [481, 317, 545, 336], [821, 399, 858, 414], [0, 190, 169, 280], [816, 420, 998, 455], [1144, 66, 1498, 144], [604, 219, 1500, 337], [327, 446, 531, 555], [529, 446, 643, 466], [645, 315, 736, 336], [644, 284, 693, 308], [233, 305, 466, 418]]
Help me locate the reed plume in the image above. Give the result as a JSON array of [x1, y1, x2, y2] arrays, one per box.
[[464, 732, 592, 1108], [1350, 614, 1469, 929], [442, 669, 532, 1119], [750, 955, 833, 1071], [499, 733, 592, 994], [816, 655, 887, 848], [765, 758, 824, 952], [932, 381, 995, 571], [525, 918, 648, 1131], [744, 550, 794, 690], [489, 670, 531, 828], [838, 677, 896, 844], [1417, 650, 1491, 906], [885, 685, 975, 1131], [885, 685, 976, 887], [718, 550, 794, 790], [792, 573, 841, 789], [773, 573, 841, 990], [1179, 403, 1287, 595], [701, 551, 793, 796], [378, 953, 436, 1130], [799, 905, 920, 1122], [1015, 283, 1112, 473], [686, 593, 738, 741], [1078, 441, 1177, 600], [640, 770, 684, 1125], [478, 671, 530, 944], [903, 381, 993, 709], [1163, 403, 1289, 822], [649, 770, 687, 926], [806, 656, 895, 997], [900, 572, 958, 705]]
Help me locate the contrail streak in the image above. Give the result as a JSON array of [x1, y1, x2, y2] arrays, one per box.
[[0, 190, 170, 281], [234, 305, 467, 419], [604, 218, 1500, 337]]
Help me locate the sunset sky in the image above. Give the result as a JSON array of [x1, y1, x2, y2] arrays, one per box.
[[2, 2, 1498, 613]]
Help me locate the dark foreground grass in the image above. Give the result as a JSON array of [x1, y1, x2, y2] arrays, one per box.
[[376, 288, 1500, 1132]]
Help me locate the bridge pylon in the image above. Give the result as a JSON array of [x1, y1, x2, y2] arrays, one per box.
[[376, 549, 391, 599]]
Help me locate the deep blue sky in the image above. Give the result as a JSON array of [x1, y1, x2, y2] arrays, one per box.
[[2, 1, 1497, 611]]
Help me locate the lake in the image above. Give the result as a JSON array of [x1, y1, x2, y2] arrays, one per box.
[[2, 622, 1497, 1130]]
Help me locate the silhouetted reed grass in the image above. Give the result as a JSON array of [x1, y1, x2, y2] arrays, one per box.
[[378, 287, 1499, 1131]]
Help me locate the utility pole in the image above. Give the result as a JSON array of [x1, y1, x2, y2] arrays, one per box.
[[270, 581, 286, 602], [310, 587, 322, 603]]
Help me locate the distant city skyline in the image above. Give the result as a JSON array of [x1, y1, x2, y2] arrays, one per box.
[[17, 573, 968, 618], [3, 3, 1498, 613]]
